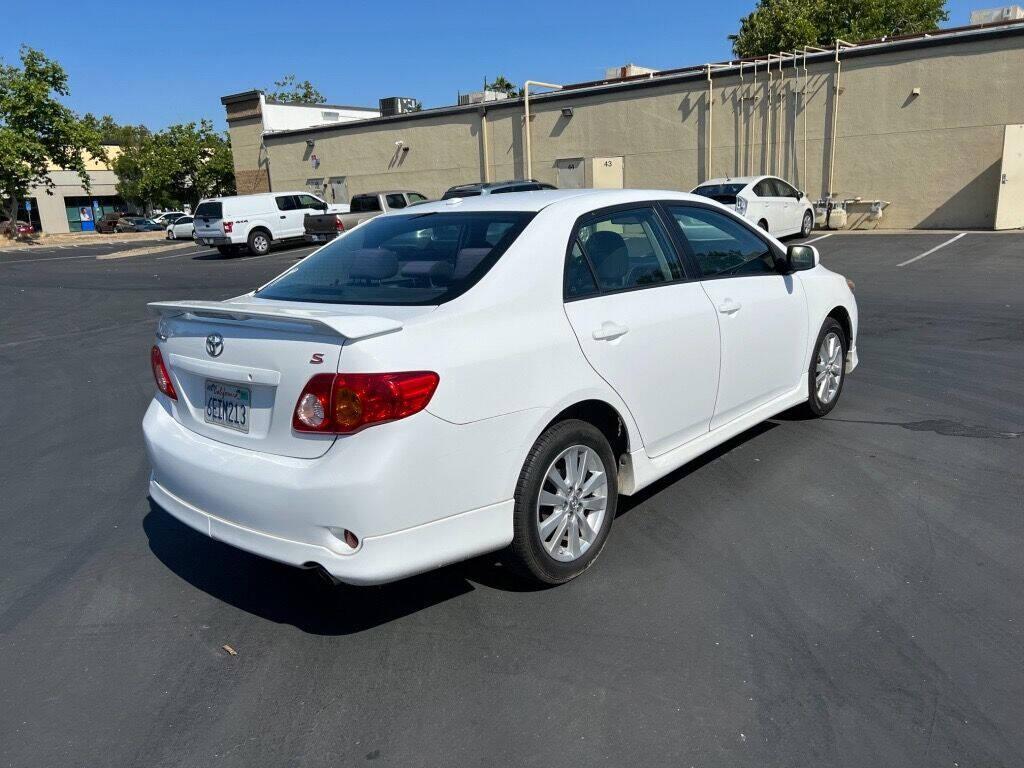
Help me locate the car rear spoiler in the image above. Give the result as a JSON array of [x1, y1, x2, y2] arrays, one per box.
[[148, 300, 403, 340]]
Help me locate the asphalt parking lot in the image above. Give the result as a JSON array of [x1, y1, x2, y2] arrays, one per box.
[[1, 232, 1021, 767]]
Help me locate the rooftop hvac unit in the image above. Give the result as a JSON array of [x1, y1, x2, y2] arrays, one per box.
[[379, 97, 421, 117], [604, 63, 659, 80], [458, 90, 511, 106], [969, 5, 1024, 23]]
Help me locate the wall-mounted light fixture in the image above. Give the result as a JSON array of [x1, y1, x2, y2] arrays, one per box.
[[561, 107, 574, 118], [305, 139, 315, 148]]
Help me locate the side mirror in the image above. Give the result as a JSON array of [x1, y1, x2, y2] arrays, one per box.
[[794, 191, 804, 200], [786, 244, 819, 271]]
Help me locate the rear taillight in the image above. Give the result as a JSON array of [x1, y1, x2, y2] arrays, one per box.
[[293, 372, 439, 434], [335, 216, 345, 232], [150, 346, 177, 400], [223, 221, 234, 233]]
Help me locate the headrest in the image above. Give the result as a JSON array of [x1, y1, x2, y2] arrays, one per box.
[[587, 231, 628, 279], [349, 249, 398, 280]]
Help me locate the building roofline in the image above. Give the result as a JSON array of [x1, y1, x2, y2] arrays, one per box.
[[219, 89, 377, 112], [220, 90, 262, 106], [260, 19, 1024, 141], [263, 98, 379, 112]]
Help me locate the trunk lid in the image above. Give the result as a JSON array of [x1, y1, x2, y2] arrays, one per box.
[[149, 298, 415, 459]]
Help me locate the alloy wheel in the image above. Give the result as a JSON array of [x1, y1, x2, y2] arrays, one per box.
[[536, 444, 609, 562], [815, 332, 843, 404]]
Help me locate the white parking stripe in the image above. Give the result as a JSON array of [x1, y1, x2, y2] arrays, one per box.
[[802, 233, 834, 245], [156, 248, 209, 260], [897, 233, 967, 267], [0, 253, 99, 265]]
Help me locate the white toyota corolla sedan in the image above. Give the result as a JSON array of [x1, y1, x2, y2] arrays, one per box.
[[144, 189, 857, 586]]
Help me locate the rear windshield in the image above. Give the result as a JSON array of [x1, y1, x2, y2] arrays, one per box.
[[194, 201, 223, 219], [350, 195, 382, 213], [255, 211, 535, 306], [692, 183, 746, 204]]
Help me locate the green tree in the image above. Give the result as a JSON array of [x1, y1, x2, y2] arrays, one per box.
[[113, 120, 235, 211], [487, 75, 520, 98], [730, 0, 948, 57], [266, 74, 326, 104], [0, 46, 105, 236], [81, 113, 150, 149]]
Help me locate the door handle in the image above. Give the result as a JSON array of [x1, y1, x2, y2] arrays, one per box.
[[717, 299, 742, 315], [592, 321, 629, 341], [280, 215, 287, 219]]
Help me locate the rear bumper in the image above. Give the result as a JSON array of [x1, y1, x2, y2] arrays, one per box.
[[304, 232, 337, 243], [142, 399, 534, 585], [150, 477, 512, 586], [197, 236, 232, 246]]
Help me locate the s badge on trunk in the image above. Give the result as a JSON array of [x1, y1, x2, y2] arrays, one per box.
[[206, 333, 224, 357]]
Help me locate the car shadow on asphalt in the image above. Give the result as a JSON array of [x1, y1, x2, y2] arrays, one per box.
[[143, 501, 540, 635], [615, 420, 778, 518], [143, 419, 782, 634]]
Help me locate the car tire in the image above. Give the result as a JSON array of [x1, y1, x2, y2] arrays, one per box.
[[800, 210, 813, 238], [508, 419, 618, 585], [758, 219, 769, 232], [166, 230, 174, 240], [801, 317, 847, 417], [247, 229, 271, 256]]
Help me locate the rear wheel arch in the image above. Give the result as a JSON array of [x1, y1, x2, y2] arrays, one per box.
[[540, 399, 631, 467]]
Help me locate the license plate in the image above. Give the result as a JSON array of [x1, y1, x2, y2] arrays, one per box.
[[202, 237, 216, 245], [312, 235, 326, 241], [204, 380, 251, 433]]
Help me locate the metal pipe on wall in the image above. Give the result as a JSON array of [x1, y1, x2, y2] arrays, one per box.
[[828, 40, 856, 197], [706, 64, 713, 179], [479, 107, 491, 182], [523, 80, 563, 180]]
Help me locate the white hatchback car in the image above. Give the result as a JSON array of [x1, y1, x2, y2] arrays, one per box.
[[693, 176, 815, 238], [144, 189, 857, 586]]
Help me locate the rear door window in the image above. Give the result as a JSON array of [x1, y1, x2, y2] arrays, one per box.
[[575, 207, 683, 292], [276, 195, 298, 211], [752, 180, 775, 197], [386, 194, 408, 209]]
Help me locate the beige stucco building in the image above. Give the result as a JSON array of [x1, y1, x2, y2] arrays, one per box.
[[21, 147, 125, 234], [225, 21, 1024, 230]]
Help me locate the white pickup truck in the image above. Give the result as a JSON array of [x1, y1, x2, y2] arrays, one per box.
[[304, 190, 428, 244], [194, 192, 347, 256]]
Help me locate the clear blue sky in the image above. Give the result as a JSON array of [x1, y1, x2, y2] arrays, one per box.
[[3, 0, 981, 131]]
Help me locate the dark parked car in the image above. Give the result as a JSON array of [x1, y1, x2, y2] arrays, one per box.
[[440, 179, 556, 200], [96, 212, 127, 234], [114, 216, 162, 233]]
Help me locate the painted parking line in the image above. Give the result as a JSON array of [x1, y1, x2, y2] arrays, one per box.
[[897, 233, 967, 267], [156, 247, 210, 260], [802, 233, 834, 245], [0, 252, 102, 265]]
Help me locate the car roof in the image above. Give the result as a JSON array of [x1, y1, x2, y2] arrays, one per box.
[[394, 188, 711, 214], [697, 176, 768, 186]]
